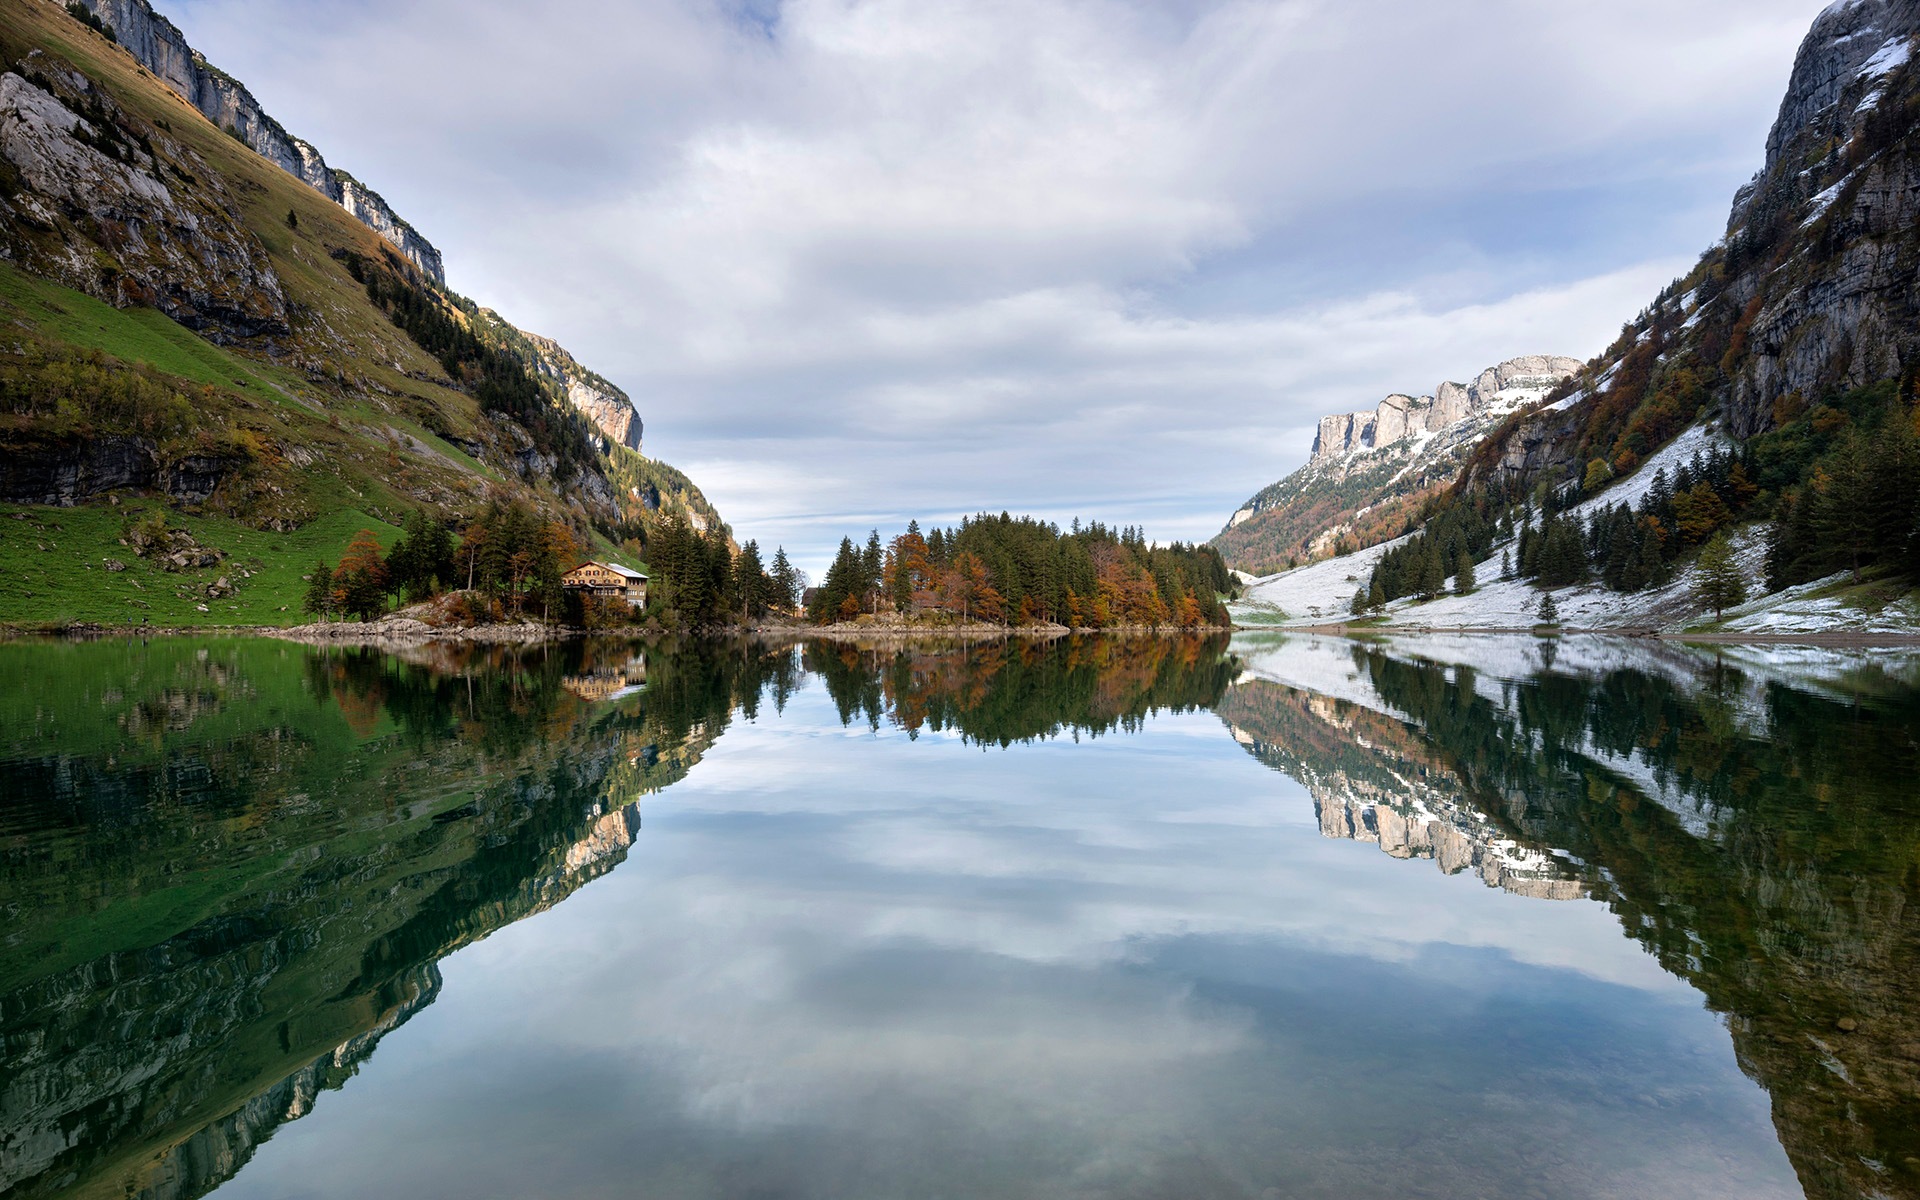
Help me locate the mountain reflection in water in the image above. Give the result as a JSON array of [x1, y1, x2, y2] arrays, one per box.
[[0, 632, 1915, 1200], [1228, 634, 1920, 1200]]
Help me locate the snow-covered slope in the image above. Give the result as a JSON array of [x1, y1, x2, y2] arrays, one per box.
[[1230, 422, 1920, 635]]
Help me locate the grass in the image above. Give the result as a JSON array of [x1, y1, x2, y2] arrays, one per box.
[[0, 502, 403, 627], [0, 262, 302, 399]]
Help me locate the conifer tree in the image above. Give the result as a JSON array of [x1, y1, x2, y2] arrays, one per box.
[[1693, 531, 1747, 620], [1453, 548, 1476, 596], [1536, 590, 1560, 627], [302, 561, 334, 622], [735, 540, 768, 621], [770, 546, 799, 612]]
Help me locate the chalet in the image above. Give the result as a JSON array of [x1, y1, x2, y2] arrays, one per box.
[[562, 561, 648, 608]]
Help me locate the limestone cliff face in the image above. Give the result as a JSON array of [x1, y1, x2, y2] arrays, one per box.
[[1307, 356, 1582, 464], [516, 324, 645, 453], [1214, 356, 1579, 570], [1221, 686, 1586, 902], [73, 0, 445, 282], [1474, 0, 1920, 493], [0, 56, 287, 338]]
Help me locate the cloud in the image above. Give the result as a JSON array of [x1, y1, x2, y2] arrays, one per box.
[[170, 0, 1829, 569]]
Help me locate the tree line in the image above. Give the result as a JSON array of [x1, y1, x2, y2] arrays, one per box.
[[1358, 441, 1767, 613], [303, 502, 596, 623], [641, 510, 803, 628], [803, 514, 1233, 628]]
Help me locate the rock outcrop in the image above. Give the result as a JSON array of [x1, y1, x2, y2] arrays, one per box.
[[71, 0, 445, 282], [1308, 356, 1582, 464], [0, 57, 288, 338], [518, 326, 644, 452], [1215, 356, 1579, 571]]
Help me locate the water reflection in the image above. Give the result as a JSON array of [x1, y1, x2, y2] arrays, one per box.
[[0, 632, 1915, 1199], [0, 636, 786, 1200], [1228, 634, 1920, 1200]]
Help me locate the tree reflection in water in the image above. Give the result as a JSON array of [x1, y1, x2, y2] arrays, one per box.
[[1, 633, 1916, 1200]]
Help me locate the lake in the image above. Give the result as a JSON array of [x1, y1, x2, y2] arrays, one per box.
[[2, 632, 1917, 1200]]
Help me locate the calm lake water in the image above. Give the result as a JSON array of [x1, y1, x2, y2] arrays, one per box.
[[3, 633, 1918, 1200]]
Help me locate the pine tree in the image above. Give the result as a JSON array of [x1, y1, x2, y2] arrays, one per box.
[[302, 561, 334, 621], [1693, 531, 1747, 620], [770, 546, 799, 612], [735, 540, 768, 620], [1454, 548, 1476, 596], [862, 530, 885, 612], [1501, 549, 1512, 580], [1536, 590, 1560, 627]]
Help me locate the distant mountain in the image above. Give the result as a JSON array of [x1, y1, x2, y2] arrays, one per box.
[[1212, 355, 1579, 574]]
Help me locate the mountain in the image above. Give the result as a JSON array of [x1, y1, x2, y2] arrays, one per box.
[[75, 0, 443, 281], [1236, 0, 1920, 633], [1212, 356, 1580, 575], [1469, 0, 1920, 497], [0, 0, 722, 626]]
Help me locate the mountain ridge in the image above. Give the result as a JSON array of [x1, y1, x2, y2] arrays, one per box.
[[1212, 355, 1579, 574], [0, 0, 725, 627], [1233, 0, 1920, 635]]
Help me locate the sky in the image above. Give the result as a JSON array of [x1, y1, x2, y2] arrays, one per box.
[[168, 0, 1833, 574]]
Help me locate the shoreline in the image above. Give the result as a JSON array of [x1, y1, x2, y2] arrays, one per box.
[[1237, 621, 1920, 648], [6, 616, 1919, 650]]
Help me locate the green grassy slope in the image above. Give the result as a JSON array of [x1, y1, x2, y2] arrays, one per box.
[[0, 502, 402, 627], [0, 0, 710, 627]]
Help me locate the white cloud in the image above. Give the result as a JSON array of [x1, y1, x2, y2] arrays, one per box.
[[170, 0, 1830, 571]]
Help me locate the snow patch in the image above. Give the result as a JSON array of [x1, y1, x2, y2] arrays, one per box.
[[1858, 36, 1912, 79]]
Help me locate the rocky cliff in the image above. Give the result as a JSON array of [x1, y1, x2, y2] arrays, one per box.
[[1213, 356, 1579, 573], [73, 0, 444, 282], [1305, 355, 1581, 463], [478, 308, 645, 453], [1222, 684, 1587, 902], [1469, 0, 1920, 493], [0, 53, 288, 337]]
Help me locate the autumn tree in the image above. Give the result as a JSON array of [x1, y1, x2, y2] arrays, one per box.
[[334, 530, 389, 622]]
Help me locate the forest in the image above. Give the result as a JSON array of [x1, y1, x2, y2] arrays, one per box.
[[800, 513, 1234, 629], [1357, 379, 1920, 613]]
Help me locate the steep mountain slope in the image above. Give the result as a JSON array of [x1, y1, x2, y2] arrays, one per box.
[[1213, 356, 1579, 574], [0, 0, 721, 624], [1235, 0, 1920, 632], [67, 0, 658, 461], [1470, 0, 1920, 497], [75, 0, 443, 280]]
